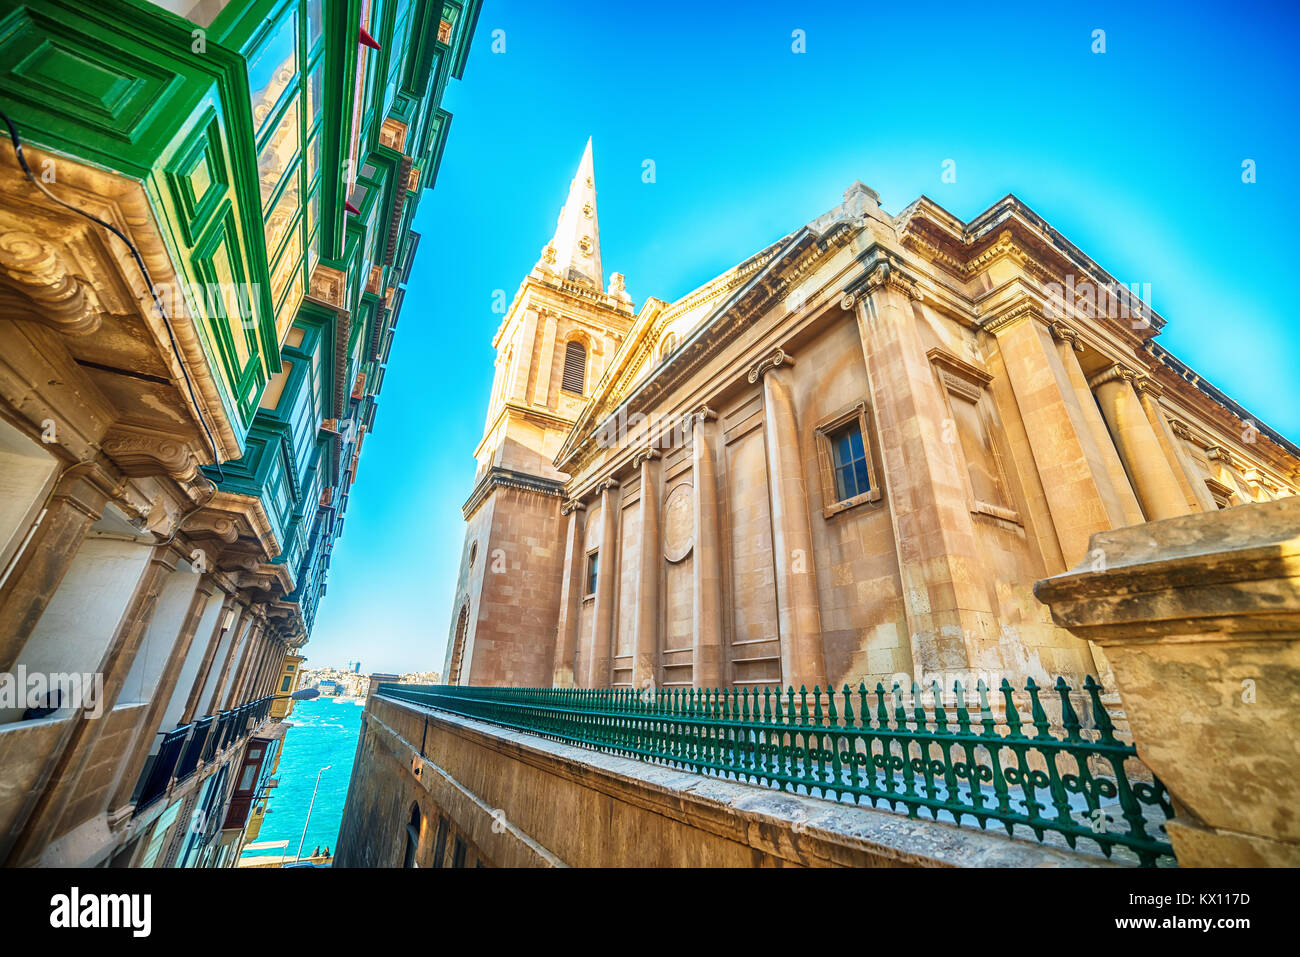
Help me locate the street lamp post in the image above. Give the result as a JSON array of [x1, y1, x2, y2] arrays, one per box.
[[295, 764, 332, 862]]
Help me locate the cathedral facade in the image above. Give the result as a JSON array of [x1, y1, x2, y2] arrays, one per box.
[[444, 141, 1299, 697]]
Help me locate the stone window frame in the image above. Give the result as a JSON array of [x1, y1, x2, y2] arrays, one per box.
[[813, 400, 882, 518], [927, 348, 1022, 527], [561, 332, 590, 397], [583, 548, 599, 600]]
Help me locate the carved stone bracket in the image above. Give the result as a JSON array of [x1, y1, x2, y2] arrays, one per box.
[[183, 509, 240, 543], [0, 231, 101, 335], [102, 423, 199, 483]]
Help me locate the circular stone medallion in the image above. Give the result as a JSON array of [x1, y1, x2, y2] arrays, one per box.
[[662, 483, 694, 562]]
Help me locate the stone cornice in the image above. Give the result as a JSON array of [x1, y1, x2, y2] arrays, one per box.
[[461, 466, 566, 520]]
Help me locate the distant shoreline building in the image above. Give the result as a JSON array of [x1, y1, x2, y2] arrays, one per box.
[[0, 0, 480, 866], [443, 141, 1299, 695]]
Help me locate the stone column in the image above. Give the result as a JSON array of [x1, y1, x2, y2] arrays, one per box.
[[1049, 322, 1145, 528], [750, 350, 826, 691], [691, 407, 726, 689], [586, 480, 619, 688], [632, 449, 660, 691], [1136, 380, 1212, 513], [226, 621, 265, 707], [110, 572, 218, 809], [0, 468, 110, 672], [552, 499, 586, 687], [3, 544, 175, 866], [182, 590, 237, 722], [207, 606, 251, 713], [1034, 498, 1300, 866], [507, 308, 539, 405], [1089, 364, 1191, 522], [855, 271, 993, 679], [256, 635, 280, 698], [1166, 420, 1219, 512], [531, 312, 557, 408], [990, 311, 1127, 566]]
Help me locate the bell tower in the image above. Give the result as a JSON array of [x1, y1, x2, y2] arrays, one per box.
[[444, 139, 635, 686]]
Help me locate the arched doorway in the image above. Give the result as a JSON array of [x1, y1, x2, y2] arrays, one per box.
[[448, 604, 468, 684]]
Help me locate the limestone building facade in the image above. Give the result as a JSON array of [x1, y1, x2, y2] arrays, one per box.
[[0, 0, 480, 866], [445, 141, 1300, 696]]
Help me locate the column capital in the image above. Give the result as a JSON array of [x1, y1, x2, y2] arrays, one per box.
[[1132, 374, 1164, 398], [1048, 320, 1086, 352], [746, 348, 794, 384], [863, 259, 922, 301], [560, 497, 586, 516], [600, 477, 620, 492], [690, 404, 717, 424], [1086, 362, 1140, 390], [631, 446, 660, 468]]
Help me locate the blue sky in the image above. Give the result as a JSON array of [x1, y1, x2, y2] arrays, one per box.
[[305, 0, 1300, 673]]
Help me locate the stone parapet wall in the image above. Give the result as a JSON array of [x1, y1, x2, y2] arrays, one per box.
[[335, 693, 1127, 868]]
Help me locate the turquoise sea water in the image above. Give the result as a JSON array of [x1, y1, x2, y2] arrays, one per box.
[[239, 696, 363, 863]]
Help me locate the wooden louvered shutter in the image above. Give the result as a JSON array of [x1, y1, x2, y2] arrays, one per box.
[[562, 340, 586, 394]]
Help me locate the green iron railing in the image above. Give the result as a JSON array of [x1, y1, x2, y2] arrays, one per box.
[[378, 678, 1175, 866]]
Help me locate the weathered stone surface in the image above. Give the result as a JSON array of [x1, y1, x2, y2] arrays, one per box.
[[1035, 498, 1300, 866]]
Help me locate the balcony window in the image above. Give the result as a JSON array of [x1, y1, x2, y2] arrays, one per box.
[[248, 9, 298, 133]]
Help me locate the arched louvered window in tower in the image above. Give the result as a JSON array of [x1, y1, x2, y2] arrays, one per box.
[[562, 340, 586, 395]]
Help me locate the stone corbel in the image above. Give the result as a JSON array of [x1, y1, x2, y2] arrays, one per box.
[[0, 231, 101, 335], [237, 569, 279, 593], [182, 509, 240, 543], [101, 423, 199, 483], [746, 348, 794, 384]]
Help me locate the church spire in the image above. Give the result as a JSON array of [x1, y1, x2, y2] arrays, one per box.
[[536, 137, 603, 291]]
